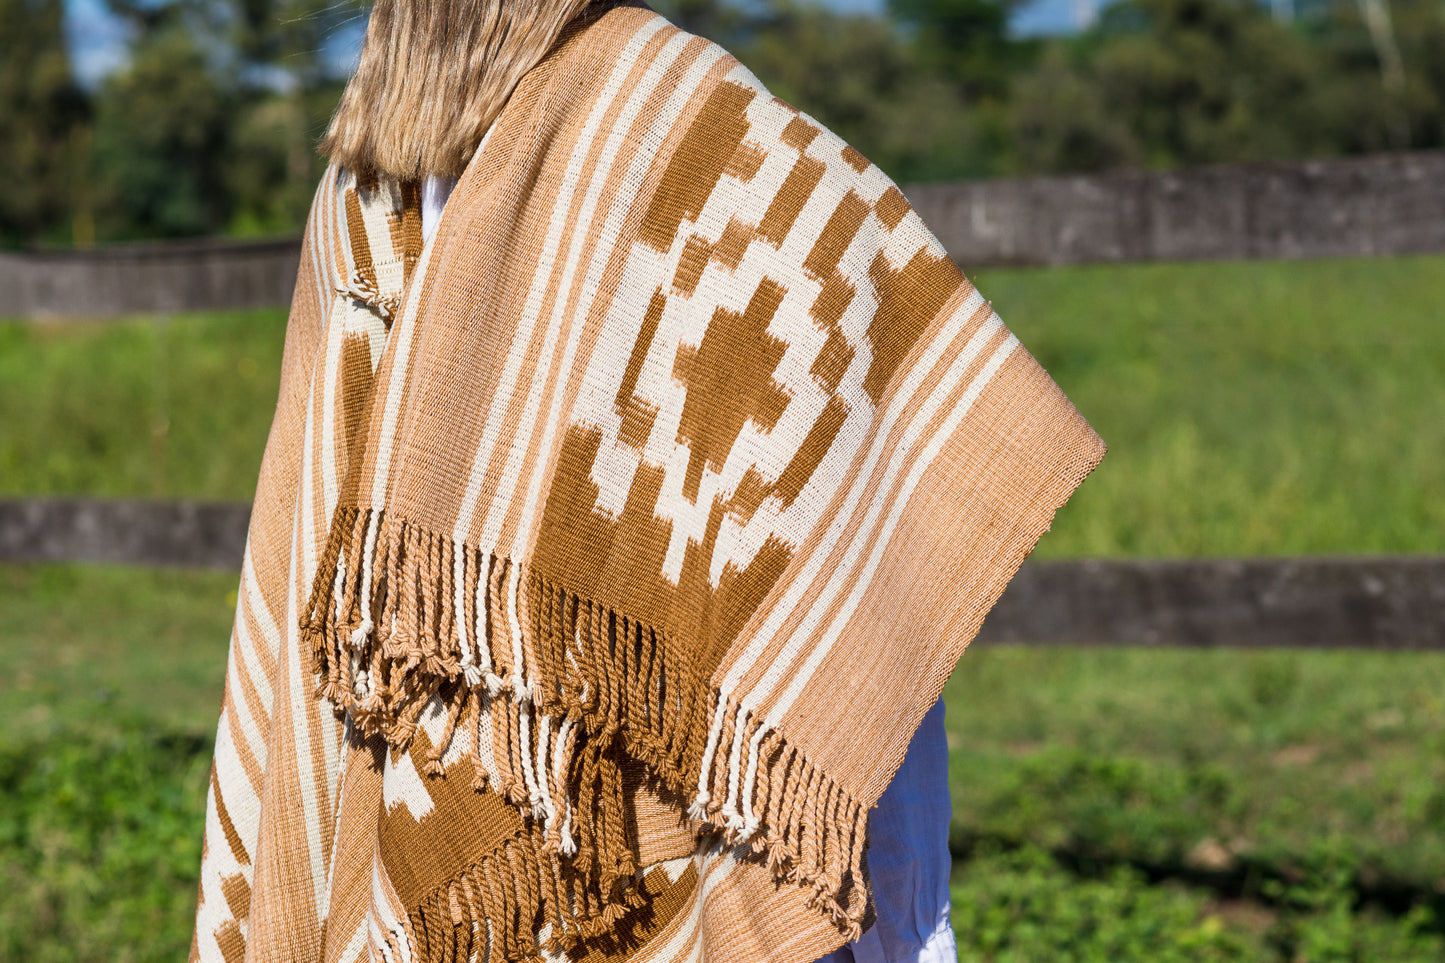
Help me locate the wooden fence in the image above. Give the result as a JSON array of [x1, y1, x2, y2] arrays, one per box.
[[4, 150, 1444, 318], [3, 497, 1441, 650]]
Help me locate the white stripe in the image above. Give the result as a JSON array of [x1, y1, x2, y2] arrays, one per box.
[[240, 544, 279, 708], [335, 917, 370, 963], [306, 171, 329, 330], [224, 621, 268, 766], [739, 316, 1005, 719], [211, 710, 261, 843], [733, 329, 1017, 824], [764, 331, 1018, 724], [454, 542, 476, 674], [451, 17, 670, 543], [505, 562, 528, 691], [639, 844, 737, 963], [319, 298, 349, 549], [694, 290, 988, 797], [716, 291, 987, 695], [288, 358, 336, 919], [194, 783, 246, 961], [507, 37, 726, 558]]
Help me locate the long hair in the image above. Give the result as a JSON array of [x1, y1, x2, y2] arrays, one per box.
[[321, 0, 599, 179]]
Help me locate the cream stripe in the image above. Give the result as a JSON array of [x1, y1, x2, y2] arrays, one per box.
[[634, 848, 733, 963], [305, 185, 327, 333], [241, 542, 281, 682], [319, 298, 350, 554], [288, 358, 332, 920], [222, 631, 267, 779], [508, 36, 726, 557], [358, 87, 494, 511], [307, 286, 348, 830], [492, 29, 703, 549], [193, 792, 241, 961], [727, 324, 1015, 823], [357, 180, 401, 288], [764, 326, 1017, 721], [231, 619, 273, 738], [333, 917, 369, 963], [730, 331, 1020, 826], [308, 165, 336, 329], [213, 707, 261, 840], [219, 702, 263, 806], [695, 290, 989, 798], [715, 288, 988, 693], [236, 546, 278, 705], [452, 16, 670, 542], [369, 846, 414, 963], [363, 228, 435, 507]]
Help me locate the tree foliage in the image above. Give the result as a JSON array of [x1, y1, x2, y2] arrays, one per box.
[[82, 0, 358, 242], [9, 0, 1445, 244], [0, 0, 88, 247]]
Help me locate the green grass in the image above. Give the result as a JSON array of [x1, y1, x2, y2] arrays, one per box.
[[3, 253, 1443, 958], [943, 645, 1445, 895], [0, 563, 238, 742], [3, 254, 1444, 556], [0, 308, 286, 500], [0, 727, 211, 963], [950, 844, 1445, 962], [4, 563, 1444, 960], [975, 254, 1445, 557]]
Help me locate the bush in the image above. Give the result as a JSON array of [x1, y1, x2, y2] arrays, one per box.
[[0, 726, 211, 963]]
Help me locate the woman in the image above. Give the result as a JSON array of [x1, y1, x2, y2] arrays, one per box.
[[189, 3, 1103, 962]]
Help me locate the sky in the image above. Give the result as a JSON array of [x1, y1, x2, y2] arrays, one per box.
[[62, 0, 1089, 89]]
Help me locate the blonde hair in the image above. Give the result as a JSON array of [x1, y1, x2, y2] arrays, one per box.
[[322, 0, 601, 180]]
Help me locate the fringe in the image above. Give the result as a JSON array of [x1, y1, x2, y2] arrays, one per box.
[[407, 824, 649, 963], [303, 507, 871, 959]]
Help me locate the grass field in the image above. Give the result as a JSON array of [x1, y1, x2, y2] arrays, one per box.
[[5, 562, 1443, 961], [4, 254, 1444, 555], [3, 254, 1443, 960]]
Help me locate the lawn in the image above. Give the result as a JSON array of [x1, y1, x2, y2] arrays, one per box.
[[3, 253, 1443, 960], [4, 561, 1443, 961], [3, 254, 1443, 555]]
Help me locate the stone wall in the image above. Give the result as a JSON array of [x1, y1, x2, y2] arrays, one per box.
[[4, 150, 1443, 318], [4, 497, 1440, 649], [0, 236, 301, 319], [908, 149, 1445, 268]]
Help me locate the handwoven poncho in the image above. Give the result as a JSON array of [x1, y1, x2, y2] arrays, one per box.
[[190, 7, 1104, 963]]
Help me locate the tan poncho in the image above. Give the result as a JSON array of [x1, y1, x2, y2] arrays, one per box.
[[190, 7, 1104, 963]]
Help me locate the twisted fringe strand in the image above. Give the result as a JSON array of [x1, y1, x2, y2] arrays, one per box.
[[302, 508, 870, 960]]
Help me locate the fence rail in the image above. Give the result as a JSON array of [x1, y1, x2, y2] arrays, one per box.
[[4, 497, 1441, 649], [5, 150, 1445, 318], [0, 236, 301, 319], [909, 149, 1445, 268]]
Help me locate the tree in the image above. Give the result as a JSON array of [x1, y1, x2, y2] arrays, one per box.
[[90, 0, 361, 240], [0, 0, 88, 247], [1012, 0, 1350, 172], [222, 0, 363, 235], [90, 20, 232, 240], [887, 0, 1024, 100]]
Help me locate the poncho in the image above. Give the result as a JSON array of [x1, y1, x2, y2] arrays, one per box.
[[190, 7, 1105, 963]]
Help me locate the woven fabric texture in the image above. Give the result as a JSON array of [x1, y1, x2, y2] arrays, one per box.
[[190, 7, 1104, 963]]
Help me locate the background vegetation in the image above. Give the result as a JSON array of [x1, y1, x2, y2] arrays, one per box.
[[3, 0, 1443, 958], [5, 0, 1445, 246], [4, 257, 1443, 959]]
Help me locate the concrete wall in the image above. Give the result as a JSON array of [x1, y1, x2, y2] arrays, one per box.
[[977, 556, 1445, 650], [4, 150, 1444, 319], [4, 497, 1441, 649], [908, 149, 1445, 268], [0, 236, 302, 319]]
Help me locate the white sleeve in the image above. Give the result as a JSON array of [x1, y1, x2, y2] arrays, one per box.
[[813, 697, 957, 963]]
